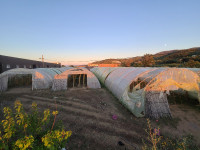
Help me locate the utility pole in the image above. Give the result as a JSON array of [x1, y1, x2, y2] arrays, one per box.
[[39, 55, 45, 68], [42, 55, 44, 68]]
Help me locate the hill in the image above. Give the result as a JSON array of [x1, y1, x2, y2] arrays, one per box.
[[91, 47, 200, 67]]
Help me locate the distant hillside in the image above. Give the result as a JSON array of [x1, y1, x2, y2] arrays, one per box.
[[91, 47, 200, 67], [154, 50, 179, 57]]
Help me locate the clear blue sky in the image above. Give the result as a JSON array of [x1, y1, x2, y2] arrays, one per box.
[[0, 0, 200, 65]]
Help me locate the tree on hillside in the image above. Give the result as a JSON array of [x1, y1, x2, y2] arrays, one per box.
[[130, 61, 142, 67], [185, 59, 200, 68], [141, 54, 155, 67], [121, 62, 127, 67]]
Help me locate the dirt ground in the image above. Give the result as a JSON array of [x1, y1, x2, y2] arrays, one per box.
[[157, 104, 200, 143], [0, 87, 200, 150]]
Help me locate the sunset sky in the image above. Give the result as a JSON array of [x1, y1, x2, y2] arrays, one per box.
[[0, 0, 200, 65]]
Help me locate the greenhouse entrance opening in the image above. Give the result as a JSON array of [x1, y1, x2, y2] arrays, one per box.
[[128, 78, 173, 119], [67, 74, 87, 88], [167, 89, 199, 106], [8, 74, 32, 89], [32, 64, 36, 69]]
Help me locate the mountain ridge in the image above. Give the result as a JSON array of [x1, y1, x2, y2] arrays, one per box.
[[91, 47, 200, 67]]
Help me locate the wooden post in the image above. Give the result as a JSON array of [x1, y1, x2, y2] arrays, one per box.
[[79, 74, 81, 87], [83, 74, 85, 87], [73, 75, 75, 88]]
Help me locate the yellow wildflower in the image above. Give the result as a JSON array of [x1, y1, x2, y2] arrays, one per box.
[[2, 107, 15, 139], [15, 135, 34, 150], [52, 111, 58, 116], [31, 102, 37, 108], [42, 130, 72, 148], [42, 109, 50, 123]]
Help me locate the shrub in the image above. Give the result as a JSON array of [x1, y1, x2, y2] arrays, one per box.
[[142, 119, 162, 150], [0, 100, 71, 150], [142, 119, 199, 150]]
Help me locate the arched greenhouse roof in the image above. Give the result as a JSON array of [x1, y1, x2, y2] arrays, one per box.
[[0, 67, 73, 92], [33, 67, 73, 89], [0, 68, 34, 92], [52, 67, 101, 91], [92, 67, 200, 118], [91, 67, 119, 84], [188, 68, 200, 76]]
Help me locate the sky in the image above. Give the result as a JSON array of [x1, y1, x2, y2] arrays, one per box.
[[0, 0, 200, 65]]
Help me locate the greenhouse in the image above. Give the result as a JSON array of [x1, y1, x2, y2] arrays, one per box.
[[0, 68, 34, 92], [0, 67, 72, 92], [188, 68, 200, 76], [32, 67, 73, 89], [52, 68, 101, 91], [90, 67, 118, 85], [91, 67, 200, 119]]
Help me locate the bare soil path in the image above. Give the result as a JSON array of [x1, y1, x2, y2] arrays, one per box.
[[1, 88, 146, 150], [0, 87, 200, 149]]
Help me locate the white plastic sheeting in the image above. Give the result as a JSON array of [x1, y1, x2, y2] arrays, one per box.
[[105, 67, 153, 117], [0, 68, 34, 92], [0, 67, 72, 92], [92, 67, 200, 118], [188, 68, 200, 76], [91, 67, 118, 84], [33, 67, 73, 90], [33, 67, 73, 89], [52, 68, 101, 91]]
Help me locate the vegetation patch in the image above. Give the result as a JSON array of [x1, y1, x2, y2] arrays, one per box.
[[0, 100, 71, 150], [142, 119, 199, 150], [92, 47, 200, 67]]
